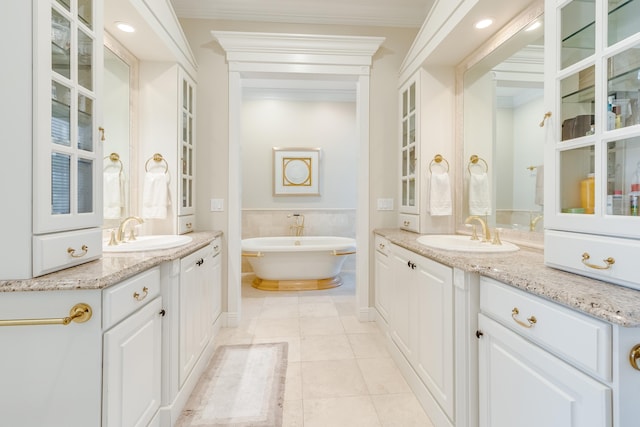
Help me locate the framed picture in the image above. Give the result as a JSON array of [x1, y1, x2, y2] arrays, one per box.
[[273, 148, 320, 196]]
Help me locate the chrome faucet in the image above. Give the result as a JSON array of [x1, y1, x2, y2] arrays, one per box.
[[530, 214, 543, 231], [288, 213, 305, 236], [465, 215, 491, 242], [117, 216, 144, 243]]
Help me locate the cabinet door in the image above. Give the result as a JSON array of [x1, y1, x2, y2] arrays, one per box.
[[374, 250, 392, 323], [389, 247, 417, 361], [178, 68, 196, 217], [34, 0, 103, 233], [399, 75, 419, 214], [414, 256, 454, 419], [210, 251, 222, 321], [478, 314, 611, 427], [103, 297, 163, 427]]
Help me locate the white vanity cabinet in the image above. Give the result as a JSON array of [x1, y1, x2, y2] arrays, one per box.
[[139, 64, 197, 236], [102, 268, 163, 427], [398, 68, 454, 234], [380, 242, 475, 427], [3, 0, 103, 279], [374, 235, 392, 324], [478, 277, 640, 427], [543, 0, 640, 288]]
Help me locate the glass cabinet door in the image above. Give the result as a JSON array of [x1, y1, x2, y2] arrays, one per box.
[[548, 0, 640, 234], [178, 70, 196, 216], [400, 80, 418, 213], [36, 0, 102, 233]]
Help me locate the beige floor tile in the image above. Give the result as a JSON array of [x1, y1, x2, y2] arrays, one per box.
[[283, 362, 302, 402], [371, 393, 434, 427], [259, 304, 300, 319], [253, 318, 300, 338], [304, 396, 382, 427], [357, 358, 411, 394], [264, 295, 299, 306], [299, 316, 345, 336], [298, 295, 333, 304], [348, 333, 390, 359], [300, 334, 354, 361], [340, 315, 382, 334], [301, 359, 368, 399], [282, 399, 304, 427], [214, 326, 254, 346], [298, 301, 339, 318], [335, 300, 358, 316]]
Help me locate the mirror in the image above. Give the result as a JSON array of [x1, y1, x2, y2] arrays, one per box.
[[456, 5, 545, 242], [103, 34, 139, 229]]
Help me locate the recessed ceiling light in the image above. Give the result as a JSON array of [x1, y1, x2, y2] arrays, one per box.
[[115, 22, 135, 33], [475, 19, 493, 29], [525, 21, 541, 32]]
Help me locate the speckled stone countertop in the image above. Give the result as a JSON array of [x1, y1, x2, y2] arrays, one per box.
[[375, 228, 640, 327], [0, 231, 221, 293]]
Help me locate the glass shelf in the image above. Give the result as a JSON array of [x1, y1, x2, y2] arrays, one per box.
[[608, 0, 639, 46]]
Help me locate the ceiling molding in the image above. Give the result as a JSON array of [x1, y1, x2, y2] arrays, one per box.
[[171, 0, 430, 28]]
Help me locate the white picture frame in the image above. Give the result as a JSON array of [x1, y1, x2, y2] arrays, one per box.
[[273, 148, 320, 196]]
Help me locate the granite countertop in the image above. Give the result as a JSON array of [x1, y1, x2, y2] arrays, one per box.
[[0, 231, 222, 293], [375, 228, 640, 327]]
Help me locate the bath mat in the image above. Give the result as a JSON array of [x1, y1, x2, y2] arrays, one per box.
[[176, 342, 288, 427]]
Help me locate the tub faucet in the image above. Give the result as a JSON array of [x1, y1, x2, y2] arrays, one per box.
[[117, 216, 144, 243], [530, 214, 543, 231], [465, 215, 491, 242], [288, 214, 305, 236]]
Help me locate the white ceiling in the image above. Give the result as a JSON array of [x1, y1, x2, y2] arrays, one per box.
[[170, 0, 435, 28]]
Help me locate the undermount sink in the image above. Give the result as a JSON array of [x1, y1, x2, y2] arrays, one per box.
[[103, 235, 193, 253], [416, 234, 519, 253]]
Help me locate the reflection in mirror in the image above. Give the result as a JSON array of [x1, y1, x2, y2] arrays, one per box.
[[103, 34, 138, 229], [456, 4, 545, 242]]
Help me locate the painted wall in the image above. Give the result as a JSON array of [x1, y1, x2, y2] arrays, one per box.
[[241, 99, 357, 209]]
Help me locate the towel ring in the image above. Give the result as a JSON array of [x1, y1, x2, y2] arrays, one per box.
[[145, 153, 169, 174], [104, 152, 123, 173], [429, 154, 449, 174], [468, 155, 488, 175]]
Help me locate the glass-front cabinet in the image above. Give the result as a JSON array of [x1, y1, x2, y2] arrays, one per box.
[[400, 77, 418, 216], [544, 0, 640, 289], [179, 70, 195, 218], [31, 0, 103, 276], [35, 0, 103, 233]]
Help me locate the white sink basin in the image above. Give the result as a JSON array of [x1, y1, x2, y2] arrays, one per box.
[[103, 235, 193, 253], [416, 235, 519, 253]]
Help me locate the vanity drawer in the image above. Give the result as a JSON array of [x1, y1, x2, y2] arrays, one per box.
[[399, 213, 419, 233], [545, 229, 640, 291], [374, 235, 391, 256], [480, 277, 612, 381], [33, 228, 102, 277], [103, 268, 161, 330], [178, 215, 195, 234]]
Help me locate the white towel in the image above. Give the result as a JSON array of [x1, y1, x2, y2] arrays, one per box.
[[469, 172, 491, 215], [429, 172, 452, 216], [534, 165, 544, 206], [103, 171, 122, 219], [142, 172, 169, 219]]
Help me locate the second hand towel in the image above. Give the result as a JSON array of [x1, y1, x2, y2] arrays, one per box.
[[142, 172, 170, 219], [469, 172, 491, 216]]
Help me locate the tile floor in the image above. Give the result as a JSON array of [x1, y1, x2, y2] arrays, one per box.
[[214, 271, 434, 427]]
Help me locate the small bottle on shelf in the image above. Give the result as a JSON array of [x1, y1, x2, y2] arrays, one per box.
[[580, 173, 595, 214]]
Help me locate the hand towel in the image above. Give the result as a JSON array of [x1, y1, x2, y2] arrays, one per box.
[[103, 171, 122, 219], [534, 165, 544, 206], [142, 172, 169, 219], [469, 172, 491, 215], [429, 172, 452, 216]]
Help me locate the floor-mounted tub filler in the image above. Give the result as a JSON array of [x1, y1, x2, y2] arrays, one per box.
[[241, 236, 356, 291]]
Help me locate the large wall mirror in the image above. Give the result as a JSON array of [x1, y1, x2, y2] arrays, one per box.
[[103, 33, 139, 229], [455, 2, 545, 244]]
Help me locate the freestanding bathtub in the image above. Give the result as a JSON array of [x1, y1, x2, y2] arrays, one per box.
[[241, 236, 356, 291]]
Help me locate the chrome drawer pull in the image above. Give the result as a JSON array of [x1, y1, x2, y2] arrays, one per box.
[[133, 287, 149, 301], [67, 245, 88, 258], [630, 344, 640, 371], [581, 253, 615, 270], [512, 307, 537, 328]]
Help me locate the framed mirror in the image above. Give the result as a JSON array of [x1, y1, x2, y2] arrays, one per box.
[[103, 33, 139, 229], [455, 1, 545, 246]]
